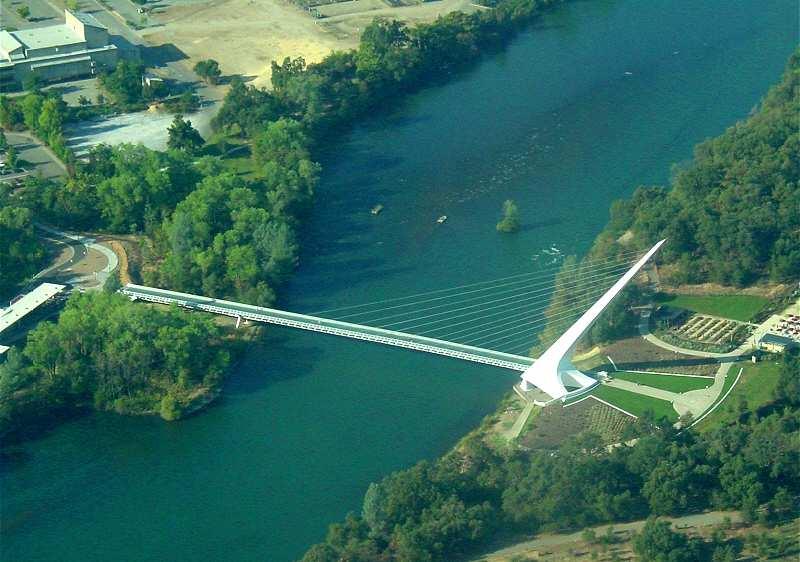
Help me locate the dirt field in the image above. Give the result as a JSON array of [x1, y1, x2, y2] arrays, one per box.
[[519, 399, 633, 450], [580, 336, 720, 376], [143, 0, 479, 87]]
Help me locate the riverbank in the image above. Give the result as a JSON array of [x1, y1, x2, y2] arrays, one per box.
[[3, 1, 797, 560]]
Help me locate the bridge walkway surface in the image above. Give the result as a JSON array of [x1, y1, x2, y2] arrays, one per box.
[[121, 284, 535, 372]]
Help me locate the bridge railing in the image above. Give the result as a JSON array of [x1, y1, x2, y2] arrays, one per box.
[[121, 284, 535, 372]]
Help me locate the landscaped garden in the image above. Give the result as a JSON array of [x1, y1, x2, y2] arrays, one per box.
[[654, 293, 769, 322], [593, 384, 678, 423], [695, 359, 783, 432], [611, 371, 713, 393]]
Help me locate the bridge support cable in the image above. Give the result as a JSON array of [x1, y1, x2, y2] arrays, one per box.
[[333, 260, 640, 339], [120, 284, 536, 372], [412, 282, 618, 346], [471, 280, 618, 348], [369, 262, 634, 330], [311, 249, 645, 318], [439, 282, 617, 348], [397, 265, 631, 338]]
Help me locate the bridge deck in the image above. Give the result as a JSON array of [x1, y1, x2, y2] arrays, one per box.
[[121, 284, 535, 372]]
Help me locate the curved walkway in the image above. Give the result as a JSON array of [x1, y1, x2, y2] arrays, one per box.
[[638, 316, 737, 358], [634, 315, 750, 421], [35, 224, 119, 289]]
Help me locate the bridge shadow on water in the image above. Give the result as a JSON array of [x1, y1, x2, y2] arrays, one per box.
[[222, 330, 326, 397]]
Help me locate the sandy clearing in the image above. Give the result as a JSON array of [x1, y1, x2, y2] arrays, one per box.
[[143, 0, 480, 88], [144, 0, 349, 87]]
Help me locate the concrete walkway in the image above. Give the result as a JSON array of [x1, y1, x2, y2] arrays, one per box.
[[638, 316, 736, 358], [634, 314, 753, 420], [36, 224, 119, 290], [505, 403, 535, 441], [477, 510, 742, 561]]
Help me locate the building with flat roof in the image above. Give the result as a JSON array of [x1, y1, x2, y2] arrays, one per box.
[[0, 9, 118, 89], [758, 333, 799, 354]]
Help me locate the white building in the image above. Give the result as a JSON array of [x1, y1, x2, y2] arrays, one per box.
[[0, 9, 118, 89]]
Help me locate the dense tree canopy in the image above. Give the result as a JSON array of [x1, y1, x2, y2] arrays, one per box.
[[24, 143, 201, 232], [0, 192, 45, 298], [213, 0, 567, 138], [593, 49, 800, 286], [167, 115, 205, 154], [0, 292, 231, 438], [300, 364, 800, 561]]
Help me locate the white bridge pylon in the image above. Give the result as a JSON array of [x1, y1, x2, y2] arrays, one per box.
[[520, 239, 667, 403]]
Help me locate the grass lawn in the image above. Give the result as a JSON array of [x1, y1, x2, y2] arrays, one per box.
[[611, 371, 713, 393], [655, 293, 769, 322], [593, 384, 678, 423], [696, 359, 782, 432]]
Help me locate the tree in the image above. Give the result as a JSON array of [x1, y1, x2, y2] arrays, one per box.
[[0, 129, 7, 151], [6, 144, 17, 169], [0, 96, 25, 130], [167, 115, 204, 154], [16, 5, 30, 19], [78, 95, 91, 107], [632, 518, 705, 562], [774, 348, 800, 405], [496, 199, 520, 233], [99, 60, 145, 105], [194, 59, 222, 85]]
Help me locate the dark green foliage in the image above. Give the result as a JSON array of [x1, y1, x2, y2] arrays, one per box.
[[496, 199, 521, 233], [0, 196, 45, 297], [167, 114, 204, 154], [595, 50, 800, 286], [0, 91, 72, 162], [301, 398, 800, 561], [773, 348, 800, 405], [24, 143, 201, 232], [0, 96, 24, 130], [0, 292, 230, 438], [632, 518, 708, 562], [193, 59, 222, 84], [99, 60, 150, 107]]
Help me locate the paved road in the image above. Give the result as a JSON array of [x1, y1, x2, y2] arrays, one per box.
[[478, 511, 742, 561], [6, 132, 67, 180], [35, 224, 119, 290]]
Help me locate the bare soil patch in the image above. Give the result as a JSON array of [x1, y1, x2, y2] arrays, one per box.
[[590, 336, 719, 376], [519, 399, 632, 450], [144, 0, 478, 87], [144, 0, 352, 88]]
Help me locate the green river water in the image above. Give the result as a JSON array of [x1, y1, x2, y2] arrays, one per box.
[[1, 1, 797, 560]]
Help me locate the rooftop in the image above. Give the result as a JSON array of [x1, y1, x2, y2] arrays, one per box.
[[71, 11, 105, 29], [0, 283, 66, 335], [759, 333, 798, 346], [0, 31, 23, 55], [11, 25, 85, 52]]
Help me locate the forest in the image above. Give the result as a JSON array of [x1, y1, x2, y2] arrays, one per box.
[[590, 49, 799, 287], [0, 292, 231, 439], [297, 50, 800, 562], [0, 186, 44, 297], [530, 49, 800, 350], [299, 349, 799, 562], [212, 0, 566, 138]]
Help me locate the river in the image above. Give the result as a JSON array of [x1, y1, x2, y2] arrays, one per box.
[[1, 1, 796, 560]]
